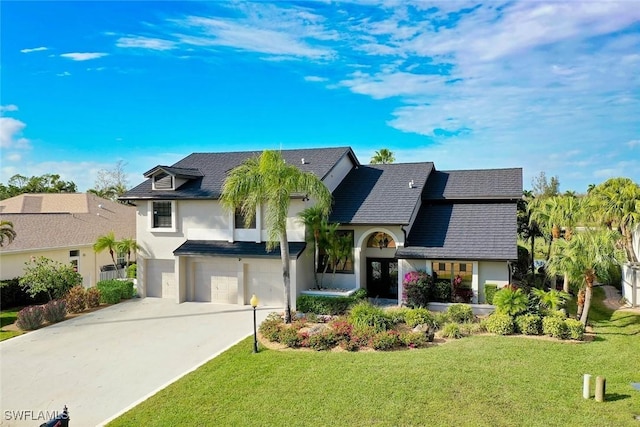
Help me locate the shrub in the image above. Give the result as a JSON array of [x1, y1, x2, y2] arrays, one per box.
[[351, 288, 368, 300], [329, 318, 353, 342], [65, 285, 86, 313], [86, 287, 101, 308], [493, 287, 528, 316], [402, 270, 432, 308], [440, 322, 464, 339], [127, 263, 137, 279], [340, 338, 360, 352], [484, 284, 498, 304], [485, 313, 515, 335], [19, 257, 82, 300], [459, 321, 484, 336], [565, 319, 585, 341], [308, 329, 337, 351], [531, 288, 571, 311], [432, 279, 452, 302], [404, 308, 434, 328], [43, 300, 67, 323], [350, 324, 376, 347], [99, 287, 121, 305], [542, 316, 568, 339], [1, 277, 48, 310], [371, 330, 400, 350], [348, 302, 391, 333], [386, 307, 411, 324], [16, 306, 44, 330], [259, 313, 284, 342], [515, 314, 542, 335], [297, 295, 353, 315], [279, 327, 301, 348], [432, 311, 450, 329], [546, 310, 567, 319], [447, 304, 474, 323], [118, 280, 135, 299], [400, 331, 429, 348]]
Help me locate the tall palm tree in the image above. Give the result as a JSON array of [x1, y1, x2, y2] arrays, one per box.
[[370, 148, 395, 164], [116, 237, 140, 266], [0, 220, 17, 247], [221, 150, 332, 323], [298, 206, 326, 289], [93, 231, 121, 278], [588, 177, 640, 263], [546, 229, 623, 325]]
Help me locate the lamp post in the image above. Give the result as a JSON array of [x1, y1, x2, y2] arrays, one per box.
[[250, 294, 259, 353]]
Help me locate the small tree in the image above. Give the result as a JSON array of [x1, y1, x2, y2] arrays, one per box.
[[94, 231, 121, 277], [116, 237, 139, 266], [19, 257, 82, 301]]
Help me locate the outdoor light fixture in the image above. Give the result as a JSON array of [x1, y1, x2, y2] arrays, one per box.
[[377, 233, 390, 250], [250, 294, 259, 353]]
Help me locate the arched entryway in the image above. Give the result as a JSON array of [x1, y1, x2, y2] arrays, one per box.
[[363, 231, 398, 299]]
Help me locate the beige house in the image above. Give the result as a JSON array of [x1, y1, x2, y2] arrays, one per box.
[[121, 147, 522, 308], [0, 193, 136, 286]]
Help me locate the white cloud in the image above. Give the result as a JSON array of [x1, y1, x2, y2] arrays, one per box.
[[56, 71, 71, 77], [0, 105, 18, 113], [0, 117, 30, 149], [20, 46, 48, 53], [60, 52, 108, 61], [628, 139, 640, 149], [6, 153, 22, 162], [116, 36, 176, 50], [304, 75, 328, 82]]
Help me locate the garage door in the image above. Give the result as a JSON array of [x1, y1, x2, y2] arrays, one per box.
[[146, 259, 176, 299], [193, 260, 238, 303], [245, 259, 284, 307]]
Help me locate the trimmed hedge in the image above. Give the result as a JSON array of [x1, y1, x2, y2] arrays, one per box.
[[484, 284, 498, 304], [96, 279, 134, 303], [297, 291, 366, 315]]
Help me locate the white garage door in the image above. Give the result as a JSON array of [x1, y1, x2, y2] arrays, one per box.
[[146, 259, 176, 299], [245, 259, 284, 307], [193, 260, 238, 304]]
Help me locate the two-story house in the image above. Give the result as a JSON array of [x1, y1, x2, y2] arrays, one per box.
[[121, 147, 522, 308]]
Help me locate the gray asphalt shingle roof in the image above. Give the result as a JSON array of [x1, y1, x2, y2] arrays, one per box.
[[329, 162, 433, 225], [122, 147, 357, 200], [143, 166, 203, 178], [173, 240, 306, 259], [397, 202, 517, 260], [423, 168, 522, 200]]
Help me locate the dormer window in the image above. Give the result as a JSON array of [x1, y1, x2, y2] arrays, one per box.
[[153, 172, 174, 190]]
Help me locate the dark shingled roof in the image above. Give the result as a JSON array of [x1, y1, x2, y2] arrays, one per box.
[[143, 166, 203, 178], [329, 162, 433, 225], [122, 147, 357, 200], [173, 240, 306, 259], [423, 168, 522, 200], [396, 202, 517, 260]]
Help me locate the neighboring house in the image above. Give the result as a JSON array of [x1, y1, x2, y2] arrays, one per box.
[[0, 193, 136, 286], [121, 147, 521, 308]]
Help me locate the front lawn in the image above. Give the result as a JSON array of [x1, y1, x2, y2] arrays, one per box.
[[109, 288, 640, 426], [0, 308, 24, 341]]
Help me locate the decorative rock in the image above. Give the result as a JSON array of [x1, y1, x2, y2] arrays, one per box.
[[307, 324, 329, 336]]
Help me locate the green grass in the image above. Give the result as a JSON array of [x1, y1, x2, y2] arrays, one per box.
[[110, 288, 640, 426], [0, 307, 24, 341]]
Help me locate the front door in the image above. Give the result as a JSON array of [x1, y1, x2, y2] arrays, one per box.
[[366, 258, 398, 299]]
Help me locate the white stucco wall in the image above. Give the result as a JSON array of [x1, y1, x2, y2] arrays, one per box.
[[321, 153, 355, 193], [478, 261, 510, 303], [0, 246, 115, 287]]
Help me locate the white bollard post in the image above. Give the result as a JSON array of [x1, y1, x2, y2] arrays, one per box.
[[583, 374, 591, 399]]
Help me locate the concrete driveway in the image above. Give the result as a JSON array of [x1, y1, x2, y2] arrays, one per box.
[[0, 298, 275, 426]]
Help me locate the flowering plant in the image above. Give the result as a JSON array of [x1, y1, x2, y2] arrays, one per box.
[[453, 274, 463, 287]]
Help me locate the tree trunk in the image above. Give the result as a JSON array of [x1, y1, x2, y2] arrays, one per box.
[[312, 232, 319, 289], [530, 234, 535, 273], [622, 226, 639, 263], [109, 249, 120, 279], [580, 275, 595, 325], [576, 288, 585, 320], [563, 272, 570, 293], [279, 229, 292, 324]]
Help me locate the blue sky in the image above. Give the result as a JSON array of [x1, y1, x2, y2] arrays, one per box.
[[1, 1, 639, 193]]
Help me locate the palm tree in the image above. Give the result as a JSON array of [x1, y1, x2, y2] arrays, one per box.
[[93, 231, 121, 278], [588, 177, 640, 263], [116, 237, 139, 266], [546, 229, 623, 325], [0, 220, 17, 247], [370, 148, 395, 164], [298, 206, 326, 289], [221, 150, 332, 323]]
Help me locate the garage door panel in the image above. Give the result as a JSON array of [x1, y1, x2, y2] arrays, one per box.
[[193, 260, 238, 304], [147, 260, 175, 299]]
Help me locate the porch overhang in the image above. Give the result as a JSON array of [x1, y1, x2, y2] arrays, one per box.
[[173, 240, 306, 259]]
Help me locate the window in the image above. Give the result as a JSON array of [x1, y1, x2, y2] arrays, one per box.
[[431, 262, 473, 287], [117, 251, 126, 266], [366, 232, 396, 249], [69, 250, 79, 257], [234, 207, 256, 229], [318, 230, 354, 274], [152, 201, 173, 228]]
